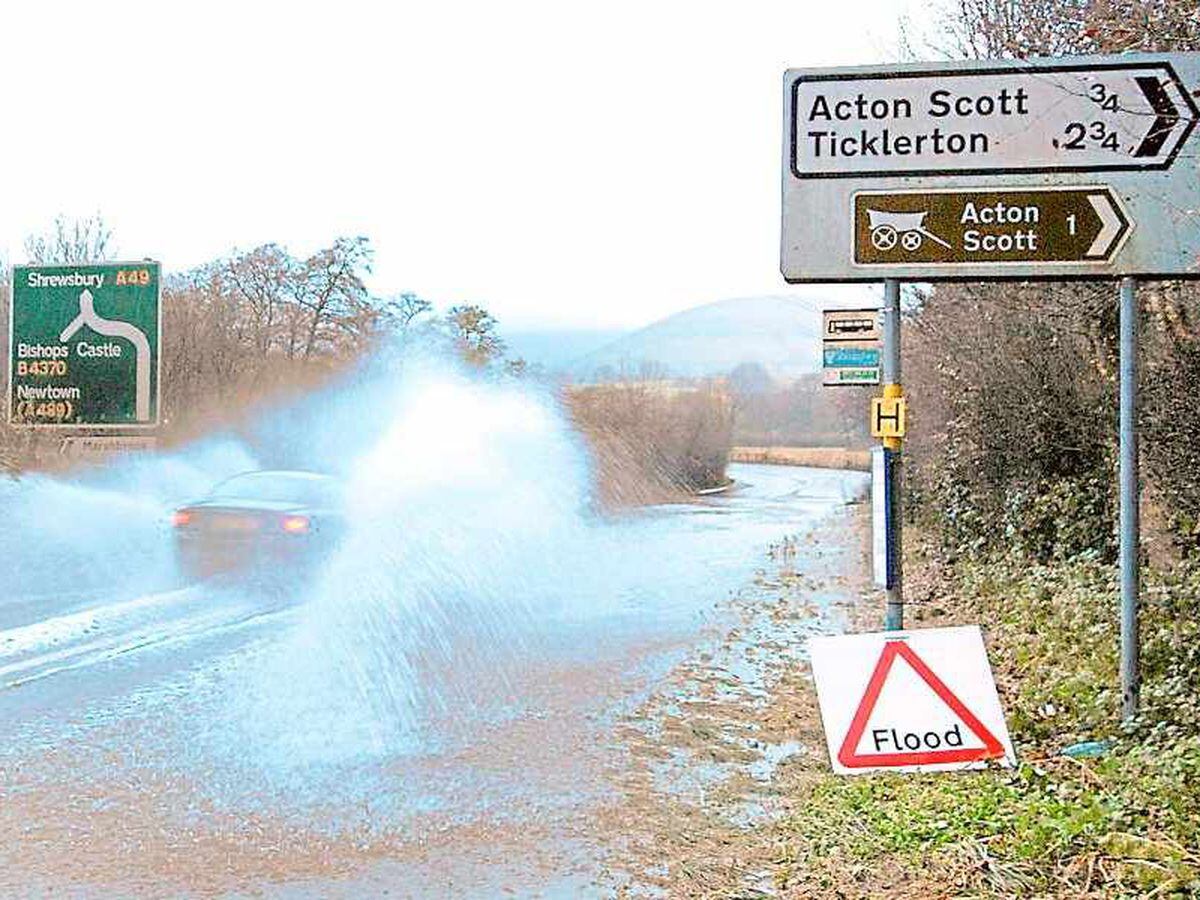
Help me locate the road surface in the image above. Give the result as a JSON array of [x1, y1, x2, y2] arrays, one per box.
[[0, 462, 867, 897]]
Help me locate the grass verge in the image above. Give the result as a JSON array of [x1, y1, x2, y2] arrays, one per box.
[[776, 544, 1200, 898]]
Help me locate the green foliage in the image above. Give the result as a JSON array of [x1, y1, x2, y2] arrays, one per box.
[[905, 279, 1126, 563], [784, 552, 1200, 897], [997, 476, 1115, 564], [788, 748, 1200, 897], [796, 766, 1107, 865], [926, 467, 1116, 564], [1143, 338, 1200, 556], [958, 557, 1121, 744], [955, 554, 1200, 745], [1139, 564, 1200, 740]]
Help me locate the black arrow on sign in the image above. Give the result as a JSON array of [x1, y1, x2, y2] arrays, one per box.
[[1133, 76, 1180, 158]]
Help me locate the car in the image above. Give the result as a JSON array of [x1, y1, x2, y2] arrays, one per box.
[[171, 470, 345, 582]]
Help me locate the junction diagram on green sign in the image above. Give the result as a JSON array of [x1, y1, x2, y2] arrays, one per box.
[[8, 262, 161, 427]]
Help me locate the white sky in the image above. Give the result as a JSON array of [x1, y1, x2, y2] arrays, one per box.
[[1, 0, 937, 330]]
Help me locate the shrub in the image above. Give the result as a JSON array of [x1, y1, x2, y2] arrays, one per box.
[[566, 379, 733, 507]]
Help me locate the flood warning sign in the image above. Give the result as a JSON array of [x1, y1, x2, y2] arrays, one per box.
[[808, 625, 1015, 775]]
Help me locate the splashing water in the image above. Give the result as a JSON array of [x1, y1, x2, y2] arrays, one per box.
[[2, 346, 866, 837], [217, 358, 601, 775], [0, 440, 259, 619]]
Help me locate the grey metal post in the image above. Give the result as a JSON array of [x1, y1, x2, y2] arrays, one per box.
[[1119, 277, 1140, 722], [883, 280, 901, 386], [883, 278, 903, 631]]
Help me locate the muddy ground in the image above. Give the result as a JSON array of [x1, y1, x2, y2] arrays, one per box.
[[594, 501, 876, 898]]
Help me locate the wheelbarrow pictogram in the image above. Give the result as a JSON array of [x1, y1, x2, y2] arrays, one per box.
[[867, 209, 953, 253]]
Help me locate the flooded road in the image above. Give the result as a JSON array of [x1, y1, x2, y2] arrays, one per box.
[[0, 460, 867, 897]]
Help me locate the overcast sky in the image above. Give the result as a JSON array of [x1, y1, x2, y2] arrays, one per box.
[[1, 1, 938, 330]]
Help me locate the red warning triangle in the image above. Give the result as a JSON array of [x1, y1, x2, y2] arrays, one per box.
[[838, 639, 1006, 768]]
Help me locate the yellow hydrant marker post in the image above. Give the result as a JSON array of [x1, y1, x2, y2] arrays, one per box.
[[871, 387, 906, 445]]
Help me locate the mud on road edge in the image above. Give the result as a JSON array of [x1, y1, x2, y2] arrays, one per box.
[[593, 497, 886, 898]]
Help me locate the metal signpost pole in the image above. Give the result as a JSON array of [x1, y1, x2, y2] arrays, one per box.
[[882, 278, 903, 631], [783, 52, 1200, 697], [1119, 277, 1140, 721]]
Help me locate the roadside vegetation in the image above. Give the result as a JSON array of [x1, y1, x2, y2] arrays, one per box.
[[568, 378, 732, 506], [780, 2, 1200, 896], [777, 547, 1200, 898], [0, 217, 731, 500], [728, 365, 869, 450]]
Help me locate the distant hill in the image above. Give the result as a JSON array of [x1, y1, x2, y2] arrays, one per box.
[[569, 295, 831, 382], [503, 328, 626, 371]]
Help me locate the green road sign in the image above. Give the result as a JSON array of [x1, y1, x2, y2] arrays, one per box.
[[823, 366, 880, 386], [8, 261, 161, 427]]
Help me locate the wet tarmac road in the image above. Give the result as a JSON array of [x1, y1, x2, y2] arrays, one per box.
[[0, 462, 866, 897]]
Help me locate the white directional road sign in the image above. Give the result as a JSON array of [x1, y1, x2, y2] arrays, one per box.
[[792, 62, 1196, 178], [781, 52, 1200, 282], [809, 626, 1016, 775]]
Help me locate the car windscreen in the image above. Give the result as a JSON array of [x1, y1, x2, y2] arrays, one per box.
[[207, 472, 340, 506]]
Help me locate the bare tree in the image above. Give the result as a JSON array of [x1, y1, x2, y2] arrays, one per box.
[[936, 0, 1200, 59], [23, 214, 115, 264], [214, 244, 292, 358], [388, 292, 434, 332], [295, 237, 376, 358], [445, 304, 506, 367]]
